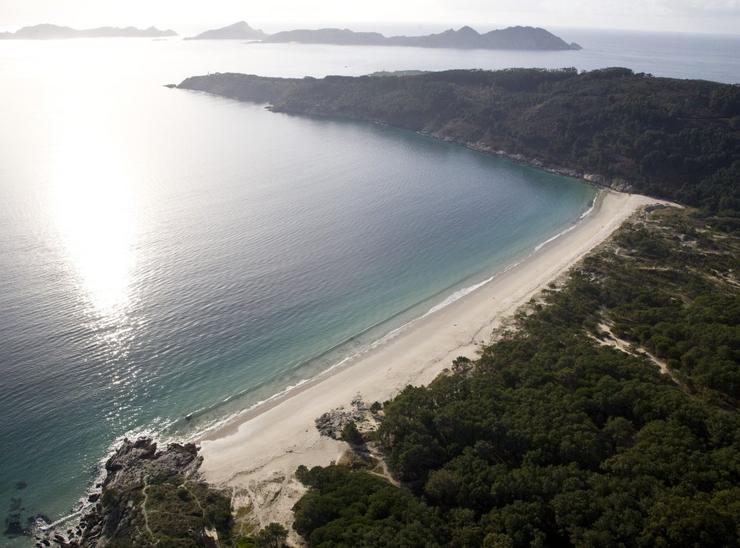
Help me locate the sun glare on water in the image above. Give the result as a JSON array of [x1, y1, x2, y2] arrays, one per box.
[[52, 119, 138, 323]]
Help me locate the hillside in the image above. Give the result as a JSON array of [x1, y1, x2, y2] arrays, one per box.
[[178, 68, 740, 219]]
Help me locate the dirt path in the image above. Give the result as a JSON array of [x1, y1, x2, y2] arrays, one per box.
[[593, 322, 687, 390]]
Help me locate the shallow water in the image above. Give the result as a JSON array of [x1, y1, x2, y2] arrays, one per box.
[[0, 30, 736, 541]]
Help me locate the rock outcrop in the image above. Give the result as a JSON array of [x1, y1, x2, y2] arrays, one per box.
[[315, 397, 381, 440], [38, 438, 231, 547]]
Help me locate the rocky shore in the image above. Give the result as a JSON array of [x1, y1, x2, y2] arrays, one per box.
[[441, 136, 635, 194], [37, 439, 231, 547]]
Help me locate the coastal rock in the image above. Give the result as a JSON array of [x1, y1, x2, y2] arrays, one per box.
[[315, 396, 381, 439], [608, 178, 634, 193], [43, 438, 208, 547]]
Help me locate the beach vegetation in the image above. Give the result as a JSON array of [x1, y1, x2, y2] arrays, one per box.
[[341, 421, 365, 446], [254, 522, 289, 547]]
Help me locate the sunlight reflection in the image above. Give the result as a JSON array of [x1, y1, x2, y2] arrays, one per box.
[[52, 124, 137, 321]]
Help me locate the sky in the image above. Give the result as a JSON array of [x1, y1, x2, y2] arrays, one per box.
[[1, 0, 739, 35]]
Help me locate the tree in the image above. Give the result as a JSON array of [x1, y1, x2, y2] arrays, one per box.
[[255, 523, 288, 548], [341, 421, 364, 446]]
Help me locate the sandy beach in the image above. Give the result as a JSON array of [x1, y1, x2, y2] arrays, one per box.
[[198, 189, 660, 528]]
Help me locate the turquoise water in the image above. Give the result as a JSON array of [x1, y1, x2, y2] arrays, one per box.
[[0, 30, 736, 541]]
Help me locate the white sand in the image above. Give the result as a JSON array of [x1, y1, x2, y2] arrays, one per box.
[[198, 190, 660, 529]]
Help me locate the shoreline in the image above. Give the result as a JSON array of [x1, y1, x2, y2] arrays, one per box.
[[196, 189, 599, 442], [197, 189, 663, 528]]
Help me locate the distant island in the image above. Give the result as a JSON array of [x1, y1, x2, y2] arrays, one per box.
[[185, 20, 266, 40], [0, 24, 177, 39], [266, 25, 581, 50], [187, 22, 581, 50], [177, 68, 738, 215]]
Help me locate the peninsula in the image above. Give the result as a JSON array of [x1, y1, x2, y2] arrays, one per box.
[[177, 68, 739, 214], [0, 24, 177, 39]]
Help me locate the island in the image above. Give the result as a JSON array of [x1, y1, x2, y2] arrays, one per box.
[[0, 24, 177, 39], [265, 25, 581, 50], [185, 20, 267, 40], [34, 68, 739, 546], [185, 22, 581, 50]]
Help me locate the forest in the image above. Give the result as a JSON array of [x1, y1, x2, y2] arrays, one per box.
[[289, 207, 740, 547], [179, 68, 740, 221]]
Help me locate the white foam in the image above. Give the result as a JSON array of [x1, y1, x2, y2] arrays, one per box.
[[580, 197, 597, 219], [535, 196, 596, 252], [534, 223, 578, 251], [423, 275, 496, 316]]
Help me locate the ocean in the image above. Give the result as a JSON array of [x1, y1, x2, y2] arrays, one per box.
[[0, 29, 737, 542]]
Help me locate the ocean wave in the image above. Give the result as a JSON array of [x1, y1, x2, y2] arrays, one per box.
[[580, 196, 597, 219], [534, 223, 578, 252], [535, 195, 597, 252]]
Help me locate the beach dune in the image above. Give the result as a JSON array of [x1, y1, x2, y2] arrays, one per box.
[[198, 190, 660, 529]]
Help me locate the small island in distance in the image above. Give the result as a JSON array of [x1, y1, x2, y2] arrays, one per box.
[[185, 21, 267, 41], [0, 21, 580, 50], [187, 22, 582, 50], [0, 24, 177, 39]]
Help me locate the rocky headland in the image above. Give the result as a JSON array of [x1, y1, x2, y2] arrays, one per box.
[[36, 439, 231, 547]]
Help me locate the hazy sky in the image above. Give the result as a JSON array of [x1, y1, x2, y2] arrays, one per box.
[[1, 0, 739, 35]]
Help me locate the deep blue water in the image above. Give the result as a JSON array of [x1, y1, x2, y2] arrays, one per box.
[[0, 28, 737, 542]]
